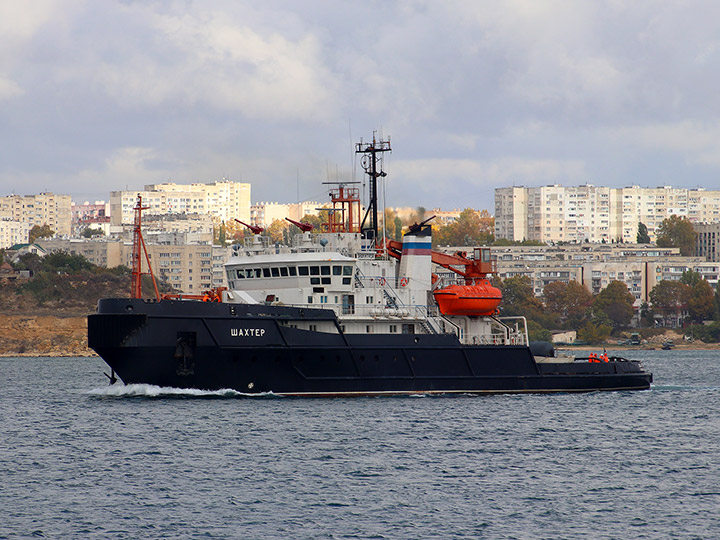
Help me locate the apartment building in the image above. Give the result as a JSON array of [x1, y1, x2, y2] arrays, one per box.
[[495, 185, 720, 244], [37, 235, 230, 295], [145, 244, 230, 294], [695, 223, 720, 262], [489, 244, 718, 308], [110, 180, 251, 226], [0, 192, 72, 237], [0, 219, 31, 249]]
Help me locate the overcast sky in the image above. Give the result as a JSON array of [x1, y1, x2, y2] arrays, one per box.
[[2, 1, 720, 212]]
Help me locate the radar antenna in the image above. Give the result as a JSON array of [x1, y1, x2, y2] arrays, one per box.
[[356, 133, 391, 243]]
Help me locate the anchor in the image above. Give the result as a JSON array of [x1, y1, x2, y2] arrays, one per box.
[[104, 368, 118, 385]]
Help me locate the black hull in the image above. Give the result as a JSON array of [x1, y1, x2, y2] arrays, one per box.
[[88, 299, 652, 396]]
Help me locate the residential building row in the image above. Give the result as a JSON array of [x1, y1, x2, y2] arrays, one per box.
[[488, 243, 719, 326], [0, 193, 72, 240], [36, 234, 229, 295], [495, 185, 720, 244], [110, 180, 252, 226]]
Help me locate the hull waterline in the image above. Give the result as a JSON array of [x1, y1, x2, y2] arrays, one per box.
[[89, 299, 653, 396]]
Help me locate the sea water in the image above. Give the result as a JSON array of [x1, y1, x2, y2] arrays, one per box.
[[1, 350, 718, 540]]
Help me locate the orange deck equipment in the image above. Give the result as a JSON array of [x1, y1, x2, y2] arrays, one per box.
[[433, 281, 502, 316]]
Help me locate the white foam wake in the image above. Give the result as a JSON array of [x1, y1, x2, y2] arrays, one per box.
[[86, 384, 273, 398]]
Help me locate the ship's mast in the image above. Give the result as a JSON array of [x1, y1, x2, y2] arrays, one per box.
[[131, 195, 160, 300], [356, 133, 391, 243]]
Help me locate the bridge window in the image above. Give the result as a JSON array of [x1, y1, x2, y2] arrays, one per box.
[[280, 267, 289, 277], [299, 266, 309, 276], [262, 268, 271, 278], [271, 267, 280, 277], [310, 266, 320, 275], [288, 267, 297, 276], [333, 266, 342, 275], [343, 266, 353, 276], [321, 266, 331, 275]]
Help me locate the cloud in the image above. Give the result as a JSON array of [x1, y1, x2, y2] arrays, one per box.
[[613, 121, 720, 167], [392, 156, 587, 189], [89, 7, 338, 122], [4, 1, 720, 210], [0, 77, 24, 100]]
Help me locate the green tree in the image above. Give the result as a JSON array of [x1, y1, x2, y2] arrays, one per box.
[[679, 269, 702, 287], [500, 275, 536, 314], [577, 320, 612, 344], [499, 275, 557, 331], [28, 224, 54, 243], [543, 280, 593, 325], [42, 250, 94, 273], [542, 281, 567, 318], [382, 208, 398, 240], [527, 320, 552, 342], [300, 213, 323, 231], [14, 253, 43, 273], [266, 219, 290, 244], [656, 215, 697, 256], [433, 209, 494, 247], [213, 221, 227, 246], [639, 301, 655, 327], [394, 216, 402, 240], [593, 280, 636, 328], [637, 222, 650, 243], [649, 280, 690, 326], [82, 227, 104, 238], [687, 279, 715, 322]]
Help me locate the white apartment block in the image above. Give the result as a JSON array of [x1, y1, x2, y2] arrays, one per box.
[[0, 192, 72, 237], [495, 185, 720, 244], [110, 180, 251, 226], [0, 219, 31, 249]]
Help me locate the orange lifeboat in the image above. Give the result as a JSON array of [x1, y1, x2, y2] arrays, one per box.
[[433, 281, 502, 316]]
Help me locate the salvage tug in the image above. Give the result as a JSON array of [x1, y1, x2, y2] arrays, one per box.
[[88, 136, 652, 395]]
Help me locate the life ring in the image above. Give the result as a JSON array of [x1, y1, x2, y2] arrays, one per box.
[[400, 277, 409, 287], [378, 277, 386, 286]]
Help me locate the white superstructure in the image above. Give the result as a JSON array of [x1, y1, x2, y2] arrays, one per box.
[[223, 227, 527, 346]]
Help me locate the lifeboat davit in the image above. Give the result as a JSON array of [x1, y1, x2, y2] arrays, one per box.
[[433, 281, 502, 316]]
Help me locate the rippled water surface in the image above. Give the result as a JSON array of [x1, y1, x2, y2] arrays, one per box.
[[1, 351, 719, 539]]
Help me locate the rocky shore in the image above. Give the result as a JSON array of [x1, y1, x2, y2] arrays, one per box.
[[0, 315, 95, 357]]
